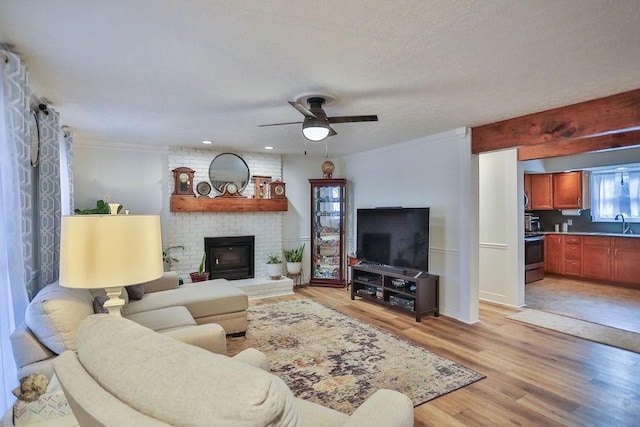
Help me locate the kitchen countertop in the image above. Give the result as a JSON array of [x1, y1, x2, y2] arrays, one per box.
[[526, 231, 640, 238]]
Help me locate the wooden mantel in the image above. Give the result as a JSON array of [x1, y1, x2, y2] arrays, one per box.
[[170, 195, 288, 212]]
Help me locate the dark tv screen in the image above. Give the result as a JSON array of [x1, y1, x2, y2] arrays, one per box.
[[356, 207, 429, 271]]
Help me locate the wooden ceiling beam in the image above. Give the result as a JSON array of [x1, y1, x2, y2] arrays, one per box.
[[472, 88, 640, 155], [517, 129, 640, 160]]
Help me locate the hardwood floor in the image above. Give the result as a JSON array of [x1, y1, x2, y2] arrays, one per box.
[[248, 286, 640, 426]]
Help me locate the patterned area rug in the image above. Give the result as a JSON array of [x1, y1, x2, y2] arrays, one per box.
[[507, 309, 640, 353], [227, 299, 484, 414]]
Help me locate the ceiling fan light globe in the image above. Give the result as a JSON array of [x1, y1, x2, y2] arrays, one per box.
[[302, 117, 330, 141], [302, 126, 330, 141]]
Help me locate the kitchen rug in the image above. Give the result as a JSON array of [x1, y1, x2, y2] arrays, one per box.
[[507, 308, 640, 353]]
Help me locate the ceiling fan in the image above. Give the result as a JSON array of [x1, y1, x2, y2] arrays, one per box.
[[259, 95, 378, 142]]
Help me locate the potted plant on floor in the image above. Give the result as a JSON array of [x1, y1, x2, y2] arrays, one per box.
[[284, 244, 304, 275], [266, 251, 283, 280], [189, 253, 210, 282]]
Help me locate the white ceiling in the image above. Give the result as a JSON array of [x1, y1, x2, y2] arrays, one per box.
[[1, 1, 639, 157]]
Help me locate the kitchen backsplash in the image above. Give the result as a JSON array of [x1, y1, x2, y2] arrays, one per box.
[[530, 209, 634, 234]]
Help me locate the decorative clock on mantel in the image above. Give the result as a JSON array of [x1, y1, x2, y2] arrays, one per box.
[[270, 181, 286, 199], [172, 167, 195, 196]]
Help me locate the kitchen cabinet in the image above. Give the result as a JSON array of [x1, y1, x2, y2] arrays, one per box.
[[530, 174, 554, 210], [543, 234, 639, 288], [545, 234, 563, 274], [563, 235, 582, 276], [526, 171, 588, 210], [309, 178, 346, 287], [553, 172, 583, 209], [524, 174, 532, 209], [612, 238, 640, 285], [582, 236, 611, 280]]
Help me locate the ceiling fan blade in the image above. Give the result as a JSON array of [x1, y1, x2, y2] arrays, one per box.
[[258, 121, 303, 127], [328, 126, 337, 137], [288, 101, 318, 119], [327, 115, 378, 124]]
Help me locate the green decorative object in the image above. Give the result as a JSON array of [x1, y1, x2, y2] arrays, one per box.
[[75, 200, 122, 215], [284, 244, 305, 263]]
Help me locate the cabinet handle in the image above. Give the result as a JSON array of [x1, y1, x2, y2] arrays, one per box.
[[577, 197, 581, 207]]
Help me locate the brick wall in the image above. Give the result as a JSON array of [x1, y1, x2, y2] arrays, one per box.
[[167, 147, 284, 281]]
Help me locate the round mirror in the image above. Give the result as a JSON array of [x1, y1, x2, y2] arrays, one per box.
[[208, 153, 250, 194]]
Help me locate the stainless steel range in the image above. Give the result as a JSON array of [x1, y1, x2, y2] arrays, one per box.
[[524, 234, 544, 283]]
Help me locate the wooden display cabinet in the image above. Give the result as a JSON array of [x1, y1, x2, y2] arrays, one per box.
[[309, 179, 346, 287]]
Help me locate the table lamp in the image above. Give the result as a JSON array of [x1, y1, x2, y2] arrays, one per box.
[[59, 205, 163, 316]]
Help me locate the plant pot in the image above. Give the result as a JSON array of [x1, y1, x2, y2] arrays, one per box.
[[286, 261, 302, 275], [189, 272, 210, 282], [266, 263, 283, 280]]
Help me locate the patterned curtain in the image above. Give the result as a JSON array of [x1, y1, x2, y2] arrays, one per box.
[[37, 108, 62, 288], [0, 49, 30, 414]]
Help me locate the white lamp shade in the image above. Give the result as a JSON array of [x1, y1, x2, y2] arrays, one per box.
[[60, 214, 163, 289]]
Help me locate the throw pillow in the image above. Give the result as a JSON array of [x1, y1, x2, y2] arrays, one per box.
[[92, 296, 109, 314], [25, 282, 95, 354], [125, 284, 145, 300]]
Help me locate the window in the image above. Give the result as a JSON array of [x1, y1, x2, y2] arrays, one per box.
[[590, 169, 640, 222]]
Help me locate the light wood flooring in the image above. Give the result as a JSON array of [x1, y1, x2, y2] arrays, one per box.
[[248, 286, 640, 426]]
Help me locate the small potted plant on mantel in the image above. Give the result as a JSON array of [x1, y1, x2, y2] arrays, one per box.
[[266, 251, 283, 280], [189, 253, 210, 283], [284, 244, 304, 275]]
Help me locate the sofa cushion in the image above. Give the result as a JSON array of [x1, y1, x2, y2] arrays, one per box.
[[122, 280, 248, 320], [25, 282, 94, 354], [76, 315, 300, 426]]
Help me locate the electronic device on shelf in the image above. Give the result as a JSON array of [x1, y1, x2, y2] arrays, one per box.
[[356, 207, 430, 272]]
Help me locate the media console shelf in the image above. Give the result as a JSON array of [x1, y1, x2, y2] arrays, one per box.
[[350, 263, 439, 322]]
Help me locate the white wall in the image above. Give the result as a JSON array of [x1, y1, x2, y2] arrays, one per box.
[[339, 128, 479, 323], [478, 149, 523, 306], [281, 155, 330, 282], [73, 143, 168, 216]]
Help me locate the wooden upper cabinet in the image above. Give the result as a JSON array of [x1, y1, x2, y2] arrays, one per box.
[[524, 174, 532, 209], [553, 172, 583, 209], [526, 171, 587, 210], [530, 174, 554, 210]]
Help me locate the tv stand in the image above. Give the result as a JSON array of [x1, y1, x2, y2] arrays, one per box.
[[350, 263, 439, 322]]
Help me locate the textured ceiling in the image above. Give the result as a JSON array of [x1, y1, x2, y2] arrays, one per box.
[[1, 0, 639, 157]]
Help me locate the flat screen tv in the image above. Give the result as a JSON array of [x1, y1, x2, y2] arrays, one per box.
[[356, 207, 430, 272]]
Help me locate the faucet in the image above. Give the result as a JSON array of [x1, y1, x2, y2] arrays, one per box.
[[615, 213, 632, 234]]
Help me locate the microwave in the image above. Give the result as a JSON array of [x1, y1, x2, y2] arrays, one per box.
[[525, 214, 540, 232]]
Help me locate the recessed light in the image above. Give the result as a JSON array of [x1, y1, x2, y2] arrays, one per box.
[[264, 146, 274, 150], [201, 140, 213, 145]]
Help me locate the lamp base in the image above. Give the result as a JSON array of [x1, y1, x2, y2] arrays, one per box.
[[103, 286, 125, 316]]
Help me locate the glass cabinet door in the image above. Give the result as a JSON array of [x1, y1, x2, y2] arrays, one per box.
[[309, 179, 346, 287]]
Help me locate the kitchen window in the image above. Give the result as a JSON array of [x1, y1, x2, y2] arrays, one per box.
[[590, 169, 640, 222]]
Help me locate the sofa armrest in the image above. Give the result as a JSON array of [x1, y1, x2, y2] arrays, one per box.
[[54, 351, 171, 426], [231, 348, 270, 371], [161, 323, 226, 355], [142, 271, 180, 293], [344, 389, 413, 427], [10, 323, 56, 375]]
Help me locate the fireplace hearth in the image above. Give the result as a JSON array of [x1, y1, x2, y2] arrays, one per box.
[[204, 236, 254, 280]]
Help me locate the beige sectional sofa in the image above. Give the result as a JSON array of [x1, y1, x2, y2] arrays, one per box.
[[55, 315, 414, 426], [10, 272, 248, 379]]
